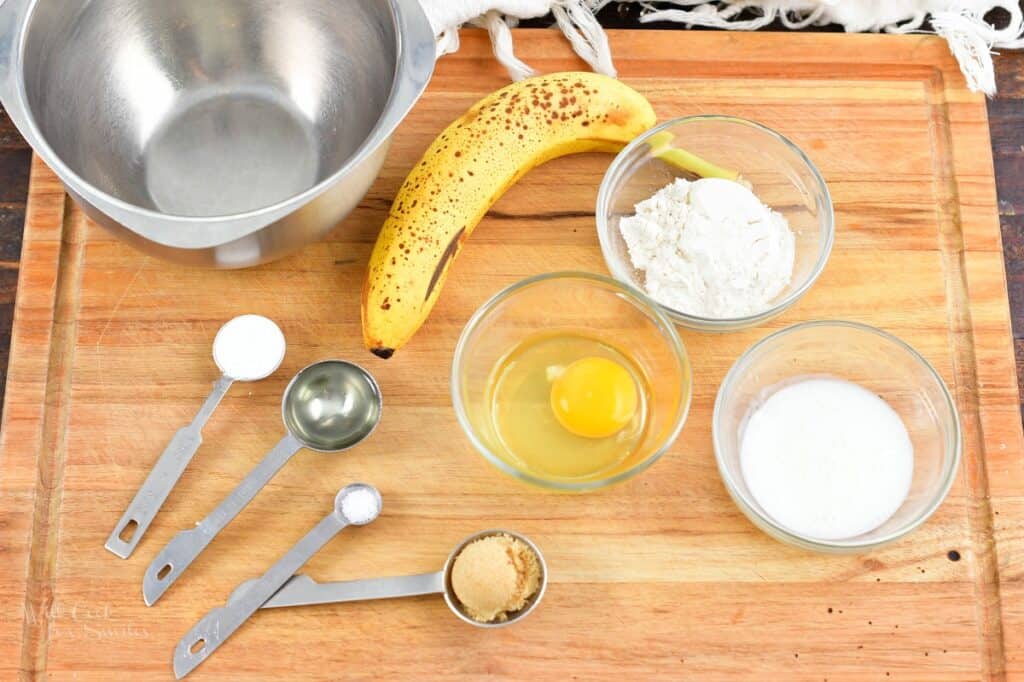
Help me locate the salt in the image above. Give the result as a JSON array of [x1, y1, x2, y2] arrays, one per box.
[[212, 314, 286, 381], [341, 487, 381, 525], [740, 377, 914, 541]]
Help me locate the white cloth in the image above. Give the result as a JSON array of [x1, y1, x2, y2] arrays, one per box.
[[419, 0, 1024, 94]]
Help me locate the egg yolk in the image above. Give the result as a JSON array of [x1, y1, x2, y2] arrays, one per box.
[[550, 357, 638, 439]]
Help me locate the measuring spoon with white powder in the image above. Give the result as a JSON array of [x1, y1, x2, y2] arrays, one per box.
[[143, 360, 383, 606], [173, 483, 382, 679], [105, 315, 286, 559]]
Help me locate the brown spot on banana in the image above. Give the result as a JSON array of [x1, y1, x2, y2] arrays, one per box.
[[425, 227, 466, 303]]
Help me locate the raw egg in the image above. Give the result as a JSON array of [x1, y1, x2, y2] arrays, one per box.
[[550, 357, 639, 438]]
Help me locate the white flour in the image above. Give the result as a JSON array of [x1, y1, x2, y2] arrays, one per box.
[[618, 177, 795, 319], [740, 377, 914, 541]]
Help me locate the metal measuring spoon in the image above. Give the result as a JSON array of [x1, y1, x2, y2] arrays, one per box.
[[259, 529, 547, 628], [172, 483, 381, 679], [143, 360, 381, 606], [105, 315, 286, 559]]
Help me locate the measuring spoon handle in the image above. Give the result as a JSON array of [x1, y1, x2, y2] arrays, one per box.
[[173, 511, 347, 679], [261, 571, 444, 609], [142, 433, 302, 606], [105, 376, 234, 559]]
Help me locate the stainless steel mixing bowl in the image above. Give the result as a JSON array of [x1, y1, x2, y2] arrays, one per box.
[[0, 0, 435, 267]]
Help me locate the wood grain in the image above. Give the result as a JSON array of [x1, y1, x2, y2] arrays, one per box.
[[0, 30, 1018, 681]]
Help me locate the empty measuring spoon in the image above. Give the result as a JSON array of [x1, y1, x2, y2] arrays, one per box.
[[172, 483, 381, 679], [143, 359, 381, 606], [259, 529, 547, 628], [105, 315, 285, 559]]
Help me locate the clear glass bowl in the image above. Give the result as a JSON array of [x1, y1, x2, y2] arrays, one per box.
[[451, 272, 692, 491], [597, 115, 834, 332], [713, 321, 961, 552]]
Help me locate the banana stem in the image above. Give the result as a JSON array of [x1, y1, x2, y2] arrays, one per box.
[[646, 131, 741, 182]]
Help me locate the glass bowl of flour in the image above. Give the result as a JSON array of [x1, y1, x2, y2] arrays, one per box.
[[597, 116, 834, 332], [712, 321, 961, 552]]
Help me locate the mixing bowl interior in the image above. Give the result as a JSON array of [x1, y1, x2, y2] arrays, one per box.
[[21, 0, 398, 217]]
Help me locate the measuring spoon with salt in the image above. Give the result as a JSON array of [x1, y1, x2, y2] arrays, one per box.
[[143, 360, 382, 606], [257, 529, 547, 628], [105, 315, 286, 559], [173, 483, 382, 679]]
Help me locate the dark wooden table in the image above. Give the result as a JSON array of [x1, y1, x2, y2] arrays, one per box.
[[990, 53, 1024, 422], [1, 23, 1023, 421]]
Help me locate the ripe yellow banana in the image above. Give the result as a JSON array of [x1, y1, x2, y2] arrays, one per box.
[[362, 72, 657, 358]]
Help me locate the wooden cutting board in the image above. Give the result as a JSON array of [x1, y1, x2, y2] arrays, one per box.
[[1, 30, 1019, 680]]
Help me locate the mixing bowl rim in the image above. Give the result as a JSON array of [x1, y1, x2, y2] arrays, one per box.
[[0, 0, 432, 237], [450, 270, 693, 491], [596, 114, 835, 329], [711, 319, 962, 552]]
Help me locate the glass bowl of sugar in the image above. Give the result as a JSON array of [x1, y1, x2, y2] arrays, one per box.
[[712, 320, 961, 553], [596, 115, 834, 332]]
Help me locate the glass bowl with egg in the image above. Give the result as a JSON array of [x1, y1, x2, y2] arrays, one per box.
[[451, 272, 692, 491], [713, 320, 961, 552], [597, 115, 834, 332]]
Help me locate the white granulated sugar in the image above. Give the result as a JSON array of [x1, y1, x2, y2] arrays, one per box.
[[212, 314, 286, 381], [618, 177, 795, 318], [341, 487, 381, 525], [740, 378, 914, 541]]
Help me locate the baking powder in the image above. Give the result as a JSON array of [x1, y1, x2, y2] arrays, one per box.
[[212, 314, 286, 381]]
